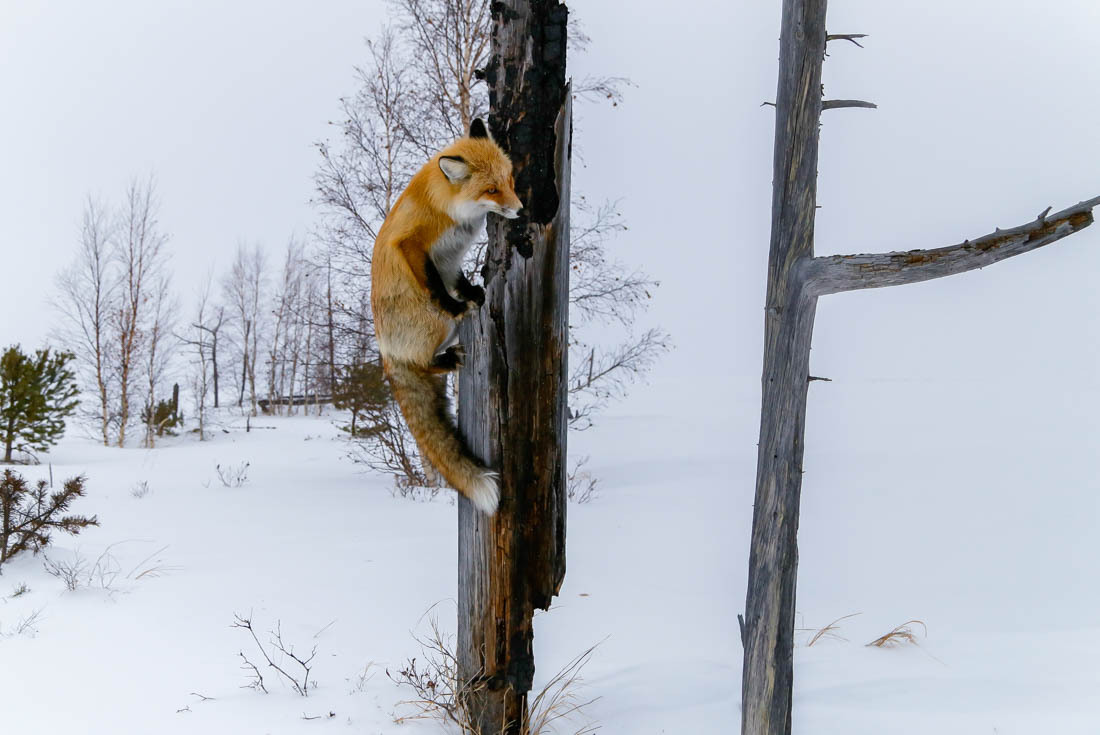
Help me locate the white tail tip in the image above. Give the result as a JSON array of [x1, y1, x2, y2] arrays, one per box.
[[466, 472, 499, 515]]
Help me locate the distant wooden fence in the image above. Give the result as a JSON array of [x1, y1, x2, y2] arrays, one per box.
[[257, 395, 332, 413]]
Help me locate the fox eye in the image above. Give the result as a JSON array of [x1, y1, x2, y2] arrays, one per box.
[[486, 187, 498, 195]]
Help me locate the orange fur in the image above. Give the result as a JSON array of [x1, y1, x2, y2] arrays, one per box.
[[370, 121, 521, 515]]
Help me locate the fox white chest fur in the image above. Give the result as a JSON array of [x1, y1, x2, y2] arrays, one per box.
[[431, 217, 483, 295]]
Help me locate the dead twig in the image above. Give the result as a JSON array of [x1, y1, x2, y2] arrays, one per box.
[[826, 33, 868, 48]]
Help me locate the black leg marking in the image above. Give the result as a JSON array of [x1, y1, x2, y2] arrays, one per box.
[[431, 344, 465, 371], [455, 273, 485, 305], [424, 257, 468, 316]]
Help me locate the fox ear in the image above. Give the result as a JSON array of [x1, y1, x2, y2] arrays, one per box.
[[469, 118, 490, 140], [439, 155, 470, 183]]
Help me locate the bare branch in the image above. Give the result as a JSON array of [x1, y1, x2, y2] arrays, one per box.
[[821, 99, 877, 110], [826, 33, 868, 48], [805, 196, 1100, 296]]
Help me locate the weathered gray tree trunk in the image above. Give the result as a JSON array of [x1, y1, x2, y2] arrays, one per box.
[[742, 1, 1099, 733], [456, 2, 570, 733], [741, 3, 826, 733]]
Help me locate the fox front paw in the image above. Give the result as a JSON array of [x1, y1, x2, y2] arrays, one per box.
[[463, 284, 485, 306], [431, 344, 465, 371]]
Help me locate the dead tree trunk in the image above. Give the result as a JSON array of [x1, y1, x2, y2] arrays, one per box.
[[740, 3, 826, 733], [456, 2, 570, 733], [741, 2, 1099, 733]]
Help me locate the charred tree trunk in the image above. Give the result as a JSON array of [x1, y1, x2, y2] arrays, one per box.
[[456, 2, 570, 733], [742, 2, 1099, 733]]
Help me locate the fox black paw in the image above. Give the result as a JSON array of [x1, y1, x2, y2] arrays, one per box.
[[464, 284, 485, 306], [432, 345, 465, 371]]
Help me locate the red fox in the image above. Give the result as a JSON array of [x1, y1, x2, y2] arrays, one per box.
[[370, 119, 522, 515]]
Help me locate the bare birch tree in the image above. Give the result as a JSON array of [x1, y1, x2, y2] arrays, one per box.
[[55, 180, 175, 448], [181, 274, 217, 441], [113, 177, 170, 447], [142, 274, 178, 448], [223, 243, 265, 415], [207, 304, 225, 409], [53, 198, 117, 446]]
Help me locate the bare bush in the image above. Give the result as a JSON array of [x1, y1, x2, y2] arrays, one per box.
[[10, 582, 30, 598], [0, 607, 44, 639], [388, 614, 480, 730], [566, 456, 599, 505], [130, 480, 151, 499], [42, 542, 173, 593], [41, 553, 87, 591], [389, 612, 600, 734], [348, 662, 378, 694], [215, 462, 250, 488], [233, 613, 317, 696]]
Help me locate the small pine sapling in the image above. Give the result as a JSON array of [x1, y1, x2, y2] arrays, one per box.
[[0, 470, 98, 568], [0, 346, 79, 463], [331, 360, 391, 438]]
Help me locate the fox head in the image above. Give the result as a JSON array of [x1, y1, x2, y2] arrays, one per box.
[[436, 119, 523, 222]]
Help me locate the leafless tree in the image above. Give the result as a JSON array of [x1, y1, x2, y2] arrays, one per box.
[[53, 198, 117, 446], [395, 0, 491, 140], [314, 2, 668, 484], [207, 304, 226, 409], [142, 274, 178, 448], [266, 242, 300, 414], [180, 274, 217, 441], [223, 244, 265, 415], [54, 180, 176, 448], [113, 177, 171, 447]]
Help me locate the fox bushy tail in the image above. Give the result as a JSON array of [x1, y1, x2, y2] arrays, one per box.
[[385, 359, 499, 515]]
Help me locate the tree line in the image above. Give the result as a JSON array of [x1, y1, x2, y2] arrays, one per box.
[[42, 1, 667, 489]]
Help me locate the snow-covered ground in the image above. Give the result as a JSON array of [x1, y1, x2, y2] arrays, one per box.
[[2, 372, 1097, 733]]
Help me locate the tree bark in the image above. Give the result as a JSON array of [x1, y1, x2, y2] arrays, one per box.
[[456, 2, 570, 732], [742, 1, 827, 734]]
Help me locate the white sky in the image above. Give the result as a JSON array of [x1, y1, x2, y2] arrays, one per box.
[[3, 0, 1100, 416]]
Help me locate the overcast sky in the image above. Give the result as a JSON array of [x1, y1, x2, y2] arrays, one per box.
[[3, 0, 1099, 420]]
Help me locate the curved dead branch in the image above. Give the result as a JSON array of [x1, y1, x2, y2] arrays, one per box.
[[804, 196, 1100, 295]]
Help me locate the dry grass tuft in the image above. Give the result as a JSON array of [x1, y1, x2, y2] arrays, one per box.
[[801, 612, 861, 647], [866, 619, 927, 648], [525, 643, 601, 735]]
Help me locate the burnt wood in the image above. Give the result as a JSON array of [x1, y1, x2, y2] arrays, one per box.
[[456, 1, 570, 733]]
